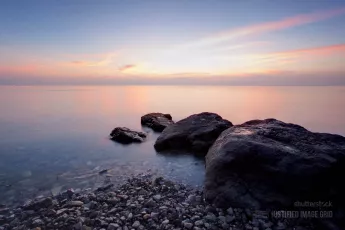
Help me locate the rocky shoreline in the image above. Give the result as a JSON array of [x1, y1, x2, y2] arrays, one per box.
[[107, 112, 345, 230], [0, 174, 317, 230], [1, 112, 344, 229]]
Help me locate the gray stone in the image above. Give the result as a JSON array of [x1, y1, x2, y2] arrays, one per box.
[[144, 199, 156, 207], [155, 112, 232, 155], [150, 212, 159, 219], [186, 195, 196, 204], [183, 222, 193, 229], [110, 127, 146, 144], [108, 223, 120, 230], [141, 113, 174, 132], [73, 222, 83, 230], [226, 207, 234, 215], [162, 219, 169, 224], [89, 211, 99, 219], [194, 220, 203, 226], [218, 215, 226, 223], [143, 214, 150, 219], [204, 213, 217, 222], [32, 218, 44, 226], [66, 201, 84, 207], [153, 194, 161, 201], [132, 221, 140, 228]]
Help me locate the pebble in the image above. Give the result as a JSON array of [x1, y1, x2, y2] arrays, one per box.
[[194, 220, 203, 226], [204, 213, 217, 222], [66, 201, 83, 207], [162, 219, 169, 224], [143, 214, 150, 219], [227, 207, 234, 215], [183, 222, 193, 229], [132, 220, 140, 228], [150, 212, 159, 219], [153, 194, 161, 201], [0, 174, 314, 230], [108, 223, 120, 230]]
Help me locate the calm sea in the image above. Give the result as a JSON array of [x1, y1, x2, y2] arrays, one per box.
[[1, 85, 345, 206]]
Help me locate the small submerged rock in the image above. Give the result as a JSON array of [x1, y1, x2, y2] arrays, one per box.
[[22, 197, 53, 210], [109, 127, 146, 144], [97, 183, 114, 192], [99, 169, 108, 175], [141, 113, 174, 132]]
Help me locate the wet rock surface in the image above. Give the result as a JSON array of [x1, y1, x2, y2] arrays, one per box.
[[205, 119, 345, 226], [141, 113, 174, 132], [0, 174, 315, 230], [154, 112, 232, 155], [110, 127, 147, 144]]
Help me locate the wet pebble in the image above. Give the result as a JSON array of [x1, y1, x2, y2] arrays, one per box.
[[0, 174, 316, 230]]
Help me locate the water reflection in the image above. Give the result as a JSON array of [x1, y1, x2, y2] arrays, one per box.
[[0, 85, 345, 207]]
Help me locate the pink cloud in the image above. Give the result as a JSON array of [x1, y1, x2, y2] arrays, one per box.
[[274, 43, 345, 57], [255, 43, 345, 65], [240, 8, 345, 34], [71, 61, 87, 65], [118, 64, 136, 72], [182, 7, 345, 48], [0, 64, 39, 75], [71, 53, 117, 67]]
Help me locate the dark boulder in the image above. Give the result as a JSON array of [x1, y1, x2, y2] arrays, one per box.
[[110, 127, 146, 144], [154, 112, 232, 155], [205, 118, 345, 212], [141, 113, 174, 132]]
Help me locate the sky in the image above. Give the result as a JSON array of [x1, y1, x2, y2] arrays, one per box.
[[0, 0, 345, 85]]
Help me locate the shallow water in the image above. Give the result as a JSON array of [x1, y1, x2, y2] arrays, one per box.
[[0, 85, 345, 206]]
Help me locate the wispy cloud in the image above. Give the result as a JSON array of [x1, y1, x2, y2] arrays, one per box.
[[71, 53, 117, 67], [0, 64, 38, 75], [251, 43, 345, 65], [274, 43, 345, 57], [118, 64, 136, 72], [180, 7, 345, 49], [71, 61, 87, 65], [221, 41, 270, 51]]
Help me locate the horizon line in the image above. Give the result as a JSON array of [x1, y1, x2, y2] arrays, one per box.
[[1, 83, 344, 87]]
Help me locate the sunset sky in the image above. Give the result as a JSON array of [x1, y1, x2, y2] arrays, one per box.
[[1, 0, 345, 85]]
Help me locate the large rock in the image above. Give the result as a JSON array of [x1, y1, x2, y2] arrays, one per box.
[[141, 113, 174, 132], [205, 118, 345, 211], [154, 112, 232, 155], [110, 127, 146, 144]]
